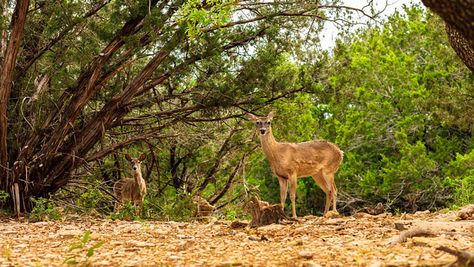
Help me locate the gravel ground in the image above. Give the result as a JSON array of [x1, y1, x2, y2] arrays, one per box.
[[0, 208, 472, 266]]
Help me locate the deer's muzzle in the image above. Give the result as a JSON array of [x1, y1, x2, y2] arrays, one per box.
[[259, 128, 266, 135]]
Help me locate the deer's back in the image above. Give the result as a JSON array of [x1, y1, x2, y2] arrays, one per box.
[[276, 140, 343, 174]]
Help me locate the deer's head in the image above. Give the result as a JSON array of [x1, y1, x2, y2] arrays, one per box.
[[125, 153, 146, 173], [246, 111, 274, 136]]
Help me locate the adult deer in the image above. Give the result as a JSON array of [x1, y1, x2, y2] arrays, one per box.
[[113, 153, 147, 216], [247, 111, 343, 218]]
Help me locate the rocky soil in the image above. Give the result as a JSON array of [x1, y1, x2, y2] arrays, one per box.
[[0, 207, 473, 266]]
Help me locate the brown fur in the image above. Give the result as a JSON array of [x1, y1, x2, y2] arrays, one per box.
[[113, 153, 147, 216], [247, 111, 343, 218]]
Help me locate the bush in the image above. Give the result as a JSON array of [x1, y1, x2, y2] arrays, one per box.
[[29, 197, 62, 222], [444, 149, 474, 206]]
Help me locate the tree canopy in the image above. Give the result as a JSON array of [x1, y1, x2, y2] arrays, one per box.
[[0, 1, 472, 217]]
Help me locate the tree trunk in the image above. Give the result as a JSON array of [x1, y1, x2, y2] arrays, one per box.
[[422, 0, 474, 72], [0, 0, 30, 201]]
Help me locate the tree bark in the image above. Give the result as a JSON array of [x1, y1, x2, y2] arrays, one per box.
[[422, 0, 474, 72], [0, 0, 29, 188]]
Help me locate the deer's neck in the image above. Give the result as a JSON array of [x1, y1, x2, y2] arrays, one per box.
[[259, 129, 279, 164], [134, 170, 146, 190]]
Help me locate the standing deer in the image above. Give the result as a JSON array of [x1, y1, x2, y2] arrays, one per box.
[[113, 153, 147, 216], [247, 111, 343, 218]]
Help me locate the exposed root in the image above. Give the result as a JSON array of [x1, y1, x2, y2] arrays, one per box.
[[437, 246, 474, 267], [390, 228, 436, 246]]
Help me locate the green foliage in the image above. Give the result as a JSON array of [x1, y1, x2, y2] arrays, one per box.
[[177, 0, 235, 38], [15, 2, 472, 219], [0, 191, 9, 206], [143, 191, 195, 221], [110, 201, 141, 221], [63, 230, 105, 265], [444, 149, 474, 206], [29, 198, 62, 222], [245, 6, 473, 215], [316, 5, 473, 211], [76, 180, 108, 213]]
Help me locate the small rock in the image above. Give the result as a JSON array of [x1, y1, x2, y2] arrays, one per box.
[[299, 250, 314, 259]]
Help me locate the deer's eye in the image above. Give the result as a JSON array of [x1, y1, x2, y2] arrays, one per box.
[[267, 121, 271, 125]]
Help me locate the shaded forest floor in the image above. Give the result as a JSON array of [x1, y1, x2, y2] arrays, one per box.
[[0, 207, 473, 266]]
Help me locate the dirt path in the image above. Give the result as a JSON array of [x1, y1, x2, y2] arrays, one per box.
[[0, 210, 472, 266]]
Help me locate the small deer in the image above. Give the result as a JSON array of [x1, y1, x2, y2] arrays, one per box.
[[113, 153, 147, 216], [247, 111, 343, 218]]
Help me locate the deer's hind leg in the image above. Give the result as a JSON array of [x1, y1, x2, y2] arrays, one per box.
[[321, 170, 338, 213], [311, 170, 332, 215]]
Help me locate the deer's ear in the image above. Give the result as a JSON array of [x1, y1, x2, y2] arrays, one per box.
[[138, 153, 146, 161], [246, 113, 258, 121], [267, 111, 275, 121], [125, 154, 132, 161]]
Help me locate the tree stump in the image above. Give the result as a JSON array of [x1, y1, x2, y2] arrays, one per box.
[[245, 196, 288, 228]]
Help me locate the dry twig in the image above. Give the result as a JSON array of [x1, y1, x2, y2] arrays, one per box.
[[437, 246, 474, 267], [390, 228, 436, 246]]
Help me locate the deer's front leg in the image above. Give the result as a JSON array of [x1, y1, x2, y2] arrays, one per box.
[[289, 177, 298, 218], [277, 177, 288, 211]]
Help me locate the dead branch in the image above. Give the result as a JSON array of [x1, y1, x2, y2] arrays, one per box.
[[437, 246, 474, 267], [390, 228, 436, 246]]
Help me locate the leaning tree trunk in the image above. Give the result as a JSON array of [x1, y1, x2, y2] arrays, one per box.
[[0, 0, 30, 214], [421, 0, 474, 73], [0, 0, 338, 215]]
